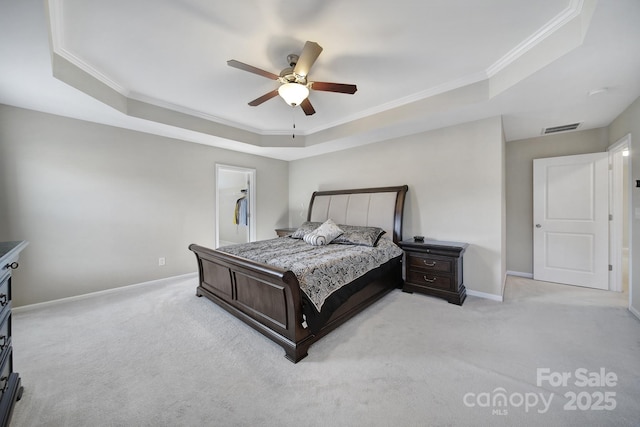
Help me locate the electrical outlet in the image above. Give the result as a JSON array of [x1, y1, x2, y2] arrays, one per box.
[[158, 257, 166, 266]]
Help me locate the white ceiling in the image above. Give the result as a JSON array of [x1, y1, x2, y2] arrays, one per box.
[[1, 0, 639, 160]]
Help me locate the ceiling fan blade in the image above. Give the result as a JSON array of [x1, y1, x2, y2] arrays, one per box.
[[227, 60, 279, 80], [248, 90, 279, 106], [293, 41, 323, 77], [311, 82, 357, 94], [300, 98, 316, 116]]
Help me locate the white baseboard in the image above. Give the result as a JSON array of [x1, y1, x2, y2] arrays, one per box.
[[507, 270, 534, 279], [14, 272, 198, 313], [466, 289, 504, 302], [630, 305, 640, 321]]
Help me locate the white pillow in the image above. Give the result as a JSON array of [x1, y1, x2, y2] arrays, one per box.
[[303, 219, 343, 246]]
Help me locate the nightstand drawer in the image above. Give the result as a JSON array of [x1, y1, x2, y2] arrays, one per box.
[[407, 254, 452, 273], [406, 270, 452, 290]]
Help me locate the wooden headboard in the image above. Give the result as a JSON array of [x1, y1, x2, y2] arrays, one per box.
[[307, 185, 408, 243]]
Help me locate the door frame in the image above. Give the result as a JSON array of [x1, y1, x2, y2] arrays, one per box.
[[607, 135, 632, 298], [215, 164, 256, 248]]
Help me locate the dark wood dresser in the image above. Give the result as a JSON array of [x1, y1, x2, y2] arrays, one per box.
[[399, 239, 468, 305], [0, 241, 26, 427]]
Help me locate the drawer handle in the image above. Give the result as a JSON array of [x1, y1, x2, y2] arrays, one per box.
[[0, 294, 6, 307], [422, 260, 436, 267], [0, 335, 5, 350], [423, 276, 436, 283], [5, 262, 18, 270]]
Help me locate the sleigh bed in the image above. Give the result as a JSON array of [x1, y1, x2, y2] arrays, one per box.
[[189, 185, 408, 362]]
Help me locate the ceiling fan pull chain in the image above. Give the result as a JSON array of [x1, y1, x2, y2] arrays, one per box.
[[292, 108, 296, 139]]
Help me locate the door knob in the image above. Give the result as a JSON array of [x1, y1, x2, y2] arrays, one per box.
[[535, 224, 542, 228]]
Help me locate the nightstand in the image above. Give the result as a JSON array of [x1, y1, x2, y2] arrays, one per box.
[[275, 228, 297, 237], [399, 239, 469, 305]]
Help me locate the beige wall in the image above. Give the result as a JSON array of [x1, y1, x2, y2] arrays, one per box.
[[0, 105, 289, 306], [505, 128, 610, 274], [608, 95, 640, 316], [289, 116, 506, 297], [5, 96, 637, 310]]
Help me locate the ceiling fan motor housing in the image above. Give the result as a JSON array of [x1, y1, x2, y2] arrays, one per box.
[[280, 54, 308, 85]]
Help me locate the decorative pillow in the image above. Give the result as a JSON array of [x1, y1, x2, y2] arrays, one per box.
[[290, 221, 321, 239], [332, 224, 386, 247], [302, 219, 344, 246]]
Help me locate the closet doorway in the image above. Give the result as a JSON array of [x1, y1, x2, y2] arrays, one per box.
[[215, 164, 256, 248]]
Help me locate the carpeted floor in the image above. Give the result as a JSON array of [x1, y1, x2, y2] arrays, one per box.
[[9, 275, 640, 427]]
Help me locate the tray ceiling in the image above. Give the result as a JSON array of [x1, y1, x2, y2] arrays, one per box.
[[1, 0, 639, 160]]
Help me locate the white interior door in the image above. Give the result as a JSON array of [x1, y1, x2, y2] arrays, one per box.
[[533, 152, 609, 289]]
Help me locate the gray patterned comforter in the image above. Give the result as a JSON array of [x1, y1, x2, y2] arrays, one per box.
[[217, 237, 403, 311]]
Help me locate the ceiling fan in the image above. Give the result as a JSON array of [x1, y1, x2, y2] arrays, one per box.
[[227, 41, 357, 116]]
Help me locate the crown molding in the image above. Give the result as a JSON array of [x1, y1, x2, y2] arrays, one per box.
[[45, 0, 270, 136], [47, 0, 127, 95], [304, 71, 489, 135], [486, 0, 584, 77], [307, 1, 586, 135], [45, 0, 587, 145]]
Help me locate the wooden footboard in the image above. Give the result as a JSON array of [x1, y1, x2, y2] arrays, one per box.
[[189, 243, 314, 362], [189, 244, 401, 362]]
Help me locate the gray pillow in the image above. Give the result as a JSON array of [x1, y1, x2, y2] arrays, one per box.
[[332, 224, 386, 247]]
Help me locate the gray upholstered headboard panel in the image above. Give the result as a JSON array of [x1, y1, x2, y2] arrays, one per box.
[[307, 185, 408, 243]]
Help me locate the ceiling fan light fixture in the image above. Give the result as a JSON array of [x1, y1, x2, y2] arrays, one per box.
[[278, 82, 309, 106]]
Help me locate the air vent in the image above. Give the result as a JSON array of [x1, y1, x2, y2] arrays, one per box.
[[542, 123, 581, 135]]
